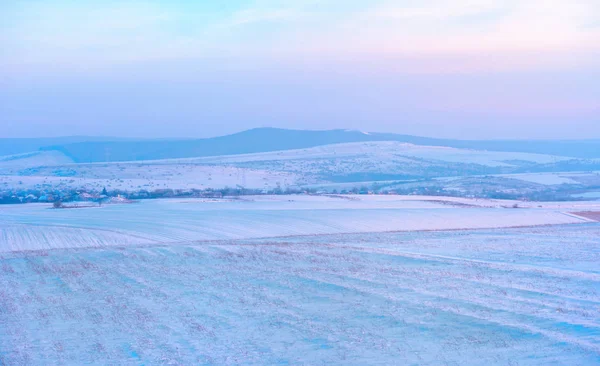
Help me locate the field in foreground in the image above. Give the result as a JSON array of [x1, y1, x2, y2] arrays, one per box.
[[1, 196, 599, 364], [1, 195, 598, 252], [1, 224, 599, 365]]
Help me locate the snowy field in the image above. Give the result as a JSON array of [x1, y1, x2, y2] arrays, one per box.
[[1, 195, 597, 252], [1, 222, 599, 364], [1, 196, 599, 364], [497, 172, 600, 186]]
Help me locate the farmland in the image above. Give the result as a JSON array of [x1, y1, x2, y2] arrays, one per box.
[[0, 196, 599, 364], [1, 222, 599, 364], [1, 195, 597, 252]]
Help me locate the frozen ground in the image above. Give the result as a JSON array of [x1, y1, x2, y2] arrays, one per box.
[[0, 222, 599, 365], [1, 195, 596, 252]]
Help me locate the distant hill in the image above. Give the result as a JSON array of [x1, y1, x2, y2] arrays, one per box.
[[1, 128, 598, 162], [0, 151, 74, 170], [0, 136, 133, 157]]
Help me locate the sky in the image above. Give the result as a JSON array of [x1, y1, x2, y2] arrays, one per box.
[[1, 0, 599, 139]]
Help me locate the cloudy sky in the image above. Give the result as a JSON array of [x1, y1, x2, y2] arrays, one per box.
[[1, 0, 599, 139]]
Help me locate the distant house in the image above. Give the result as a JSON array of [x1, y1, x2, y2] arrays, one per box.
[[108, 196, 133, 204], [24, 194, 38, 203], [202, 191, 223, 198], [78, 192, 96, 201]]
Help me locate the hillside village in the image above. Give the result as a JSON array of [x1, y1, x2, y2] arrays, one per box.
[[2, 175, 598, 205]]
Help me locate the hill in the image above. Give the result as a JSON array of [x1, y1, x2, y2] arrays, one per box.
[[0, 136, 134, 157], [0, 151, 74, 170], [1, 128, 598, 163], [2, 140, 599, 199]]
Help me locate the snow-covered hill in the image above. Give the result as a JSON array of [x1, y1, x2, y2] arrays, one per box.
[[0, 150, 74, 170], [185, 141, 571, 167], [1, 141, 598, 194], [3, 128, 599, 161]]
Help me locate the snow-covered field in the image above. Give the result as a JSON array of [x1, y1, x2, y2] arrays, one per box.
[[1, 220, 599, 364], [497, 172, 600, 186], [499, 172, 580, 185], [1, 195, 597, 252]]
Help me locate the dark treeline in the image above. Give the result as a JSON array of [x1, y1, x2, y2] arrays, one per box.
[[0, 186, 317, 205], [2, 180, 596, 205]]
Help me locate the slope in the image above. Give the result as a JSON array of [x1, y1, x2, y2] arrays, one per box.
[[5, 128, 595, 163]]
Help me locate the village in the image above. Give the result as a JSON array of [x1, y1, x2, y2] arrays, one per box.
[[0, 186, 224, 205], [0, 180, 584, 206], [0, 183, 424, 205]]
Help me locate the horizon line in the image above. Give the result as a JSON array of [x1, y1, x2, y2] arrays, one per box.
[[1, 127, 600, 142]]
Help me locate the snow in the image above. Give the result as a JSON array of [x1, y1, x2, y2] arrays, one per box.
[[1, 223, 599, 364], [171, 141, 571, 168], [574, 191, 600, 199], [0, 223, 152, 251], [0, 164, 303, 191], [1, 142, 592, 193], [499, 172, 580, 185], [0, 195, 595, 252], [0, 151, 74, 171]]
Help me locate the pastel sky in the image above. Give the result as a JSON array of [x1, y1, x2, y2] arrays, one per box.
[[1, 0, 599, 139]]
